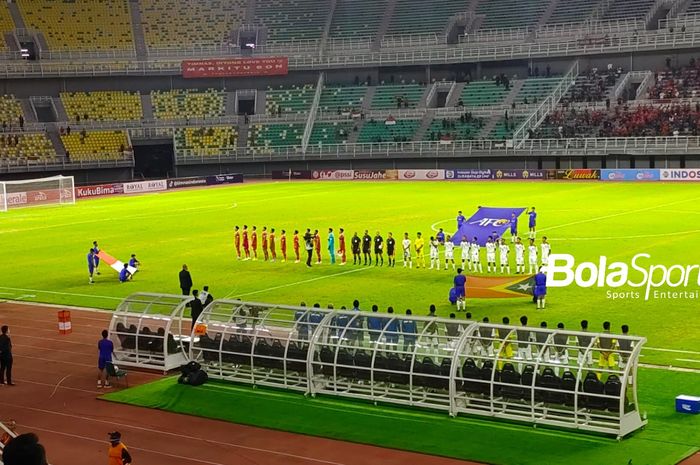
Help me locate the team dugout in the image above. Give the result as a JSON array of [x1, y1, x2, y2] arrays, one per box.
[[190, 300, 646, 438]]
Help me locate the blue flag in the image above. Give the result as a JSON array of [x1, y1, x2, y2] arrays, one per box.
[[451, 207, 526, 246]]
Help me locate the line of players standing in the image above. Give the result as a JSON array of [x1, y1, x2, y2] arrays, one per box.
[[232, 208, 551, 274]]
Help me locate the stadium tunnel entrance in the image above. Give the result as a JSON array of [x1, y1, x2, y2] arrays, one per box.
[[133, 142, 174, 179]]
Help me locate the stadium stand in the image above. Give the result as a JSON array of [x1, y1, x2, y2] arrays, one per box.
[[460, 80, 509, 106], [309, 121, 354, 146], [476, 0, 550, 29], [370, 84, 426, 110], [151, 89, 225, 120], [514, 78, 561, 105], [687, 0, 700, 14], [61, 91, 143, 122], [329, 0, 387, 39], [17, 0, 134, 51], [0, 95, 23, 127], [424, 116, 484, 141], [490, 117, 522, 139], [0, 133, 57, 163], [601, 0, 655, 20], [546, 0, 601, 24], [254, 0, 331, 44], [247, 123, 305, 152], [358, 119, 420, 143], [649, 62, 700, 99], [564, 68, 620, 103], [265, 85, 315, 116], [176, 126, 239, 156], [385, 0, 469, 37], [139, 0, 246, 48], [61, 130, 130, 161], [0, 3, 15, 51], [318, 86, 367, 113]]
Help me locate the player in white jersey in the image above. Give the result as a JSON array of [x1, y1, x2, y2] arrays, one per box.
[[429, 236, 440, 270], [485, 237, 497, 273], [528, 238, 538, 274], [514, 237, 525, 274], [444, 235, 456, 270], [498, 239, 510, 274], [540, 236, 551, 266], [470, 238, 482, 273], [460, 236, 470, 270], [402, 232, 412, 268]]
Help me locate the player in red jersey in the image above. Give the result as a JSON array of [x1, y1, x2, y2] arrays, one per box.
[[269, 228, 277, 261], [313, 229, 322, 264], [242, 225, 250, 260], [280, 229, 287, 262], [338, 228, 347, 265], [251, 226, 258, 260], [234, 225, 242, 260], [261, 226, 269, 261], [293, 230, 300, 263]]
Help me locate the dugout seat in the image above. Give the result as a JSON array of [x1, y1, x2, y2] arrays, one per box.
[[285, 342, 307, 374], [151, 328, 165, 354], [373, 353, 391, 383], [521, 365, 536, 400], [254, 338, 273, 368], [561, 370, 579, 406], [337, 348, 356, 379], [221, 336, 237, 364], [500, 363, 523, 400], [353, 350, 372, 381], [388, 354, 409, 385], [319, 346, 335, 376], [123, 325, 137, 350], [139, 327, 154, 352], [438, 358, 452, 390], [461, 358, 482, 394], [269, 339, 285, 370], [538, 367, 564, 404], [199, 334, 219, 362], [604, 374, 623, 412], [583, 372, 606, 410], [115, 323, 128, 346], [480, 360, 500, 395]]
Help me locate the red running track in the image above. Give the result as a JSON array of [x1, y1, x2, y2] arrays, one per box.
[[0, 302, 480, 465]]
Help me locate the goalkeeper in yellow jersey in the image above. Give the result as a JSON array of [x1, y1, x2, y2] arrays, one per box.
[[414, 232, 425, 269]]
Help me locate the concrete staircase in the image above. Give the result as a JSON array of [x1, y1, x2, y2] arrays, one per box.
[[478, 115, 501, 139], [245, 0, 257, 24], [237, 118, 250, 150], [319, 0, 338, 54], [361, 86, 377, 110], [47, 127, 65, 156], [346, 119, 365, 144], [537, 0, 560, 27], [128, 0, 148, 58], [7, 2, 27, 30], [224, 92, 238, 116], [20, 99, 37, 122], [373, 0, 397, 50], [140, 94, 154, 119], [255, 90, 267, 115], [412, 113, 434, 141], [52, 97, 69, 122], [502, 79, 525, 108], [446, 82, 466, 107], [3, 33, 18, 51]]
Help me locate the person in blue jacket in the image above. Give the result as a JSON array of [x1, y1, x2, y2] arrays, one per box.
[[534, 266, 547, 309]]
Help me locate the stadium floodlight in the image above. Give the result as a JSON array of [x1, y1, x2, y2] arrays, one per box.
[[0, 175, 75, 212]]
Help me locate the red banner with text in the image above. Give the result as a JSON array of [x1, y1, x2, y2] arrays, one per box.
[[182, 57, 289, 78]]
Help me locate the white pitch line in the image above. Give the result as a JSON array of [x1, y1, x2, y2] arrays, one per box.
[[645, 347, 700, 355], [430, 218, 454, 232], [539, 195, 700, 233], [549, 229, 700, 241], [639, 363, 700, 374], [0, 286, 123, 301], [676, 358, 700, 364], [225, 267, 367, 299]]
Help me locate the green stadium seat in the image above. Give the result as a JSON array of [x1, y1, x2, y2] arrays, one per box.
[[371, 84, 426, 110], [151, 89, 225, 120], [248, 123, 304, 153], [255, 0, 330, 44], [461, 81, 509, 106], [386, 0, 468, 37], [358, 119, 419, 143], [266, 85, 315, 116], [329, 0, 387, 39]]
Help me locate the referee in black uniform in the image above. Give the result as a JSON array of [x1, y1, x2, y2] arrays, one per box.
[[351, 232, 361, 265], [386, 232, 396, 267], [362, 230, 372, 265], [373, 231, 384, 266]]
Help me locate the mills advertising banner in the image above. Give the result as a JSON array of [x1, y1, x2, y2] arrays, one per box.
[[182, 57, 289, 78]]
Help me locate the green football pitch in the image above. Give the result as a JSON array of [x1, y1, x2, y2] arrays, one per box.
[[2, 180, 700, 371]]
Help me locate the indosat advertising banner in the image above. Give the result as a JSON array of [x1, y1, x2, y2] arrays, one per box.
[[545, 253, 700, 301]]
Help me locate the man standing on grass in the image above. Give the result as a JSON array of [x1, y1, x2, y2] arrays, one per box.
[[338, 228, 347, 265], [293, 230, 300, 263], [351, 232, 361, 265], [414, 232, 425, 268], [454, 268, 467, 311], [470, 237, 483, 273], [528, 207, 537, 239], [485, 237, 497, 273], [280, 229, 287, 262], [510, 212, 518, 243], [499, 239, 510, 274], [540, 236, 551, 267], [234, 226, 242, 260], [97, 330, 113, 389], [314, 229, 322, 264], [328, 228, 336, 265], [362, 230, 372, 266], [303, 229, 314, 267], [386, 232, 396, 267], [261, 226, 269, 261], [514, 237, 525, 274], [242, 225, 250, 260], [534, 267, 547, 309], [269, 228, 277, 262], [87, 248, 96, 284], [251, 226, 258, 260], [179, 264, 192, 296], [190, 290, 204, 329], [402, 232, 412, 268], [436, 228, 445, 245], [457, 211, 466, 230], [92, 241, 101, 275], [373, 231, 384, 266], [444, 234, 456, 271]]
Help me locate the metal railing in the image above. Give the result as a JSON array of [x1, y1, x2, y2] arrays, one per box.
[[302, 73, 324, 153], [660, 12, 700, 29], [172, 136, 700, 165], [0, 156, 134, 174], [381, 33, 441, 48], [534, 18, 643, 39], [463, 27, 530, 43], [636, 71, 655, 99]]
